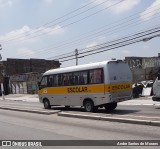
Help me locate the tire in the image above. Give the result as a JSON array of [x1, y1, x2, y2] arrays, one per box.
[[43, 99, 51, 109], [84, 100, 94, 112], [104, 102, 117, 111]]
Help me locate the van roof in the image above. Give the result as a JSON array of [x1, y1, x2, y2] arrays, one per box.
[[43, 60, 125, 76]]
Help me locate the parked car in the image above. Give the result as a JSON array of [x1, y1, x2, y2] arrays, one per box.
[[132, 80, 153, 98], [132, 83, 144, 98]]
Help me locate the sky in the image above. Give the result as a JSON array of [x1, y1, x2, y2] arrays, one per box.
[[0, 0, 160, 67]]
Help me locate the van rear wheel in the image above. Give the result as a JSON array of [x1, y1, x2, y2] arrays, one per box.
[[43, 99, 51, 109], [84, 100, 94, 112], [104, 102, 117, 111]]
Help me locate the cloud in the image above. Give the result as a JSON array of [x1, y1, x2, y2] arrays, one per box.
[[86, 42, 98, 48], [42, 0, 54, 4], [140, 0, 160, 21], [97, 36, 106, 41], [17, 48, 35, 58], [38, 25, 64, 35], [143, 45, 149, 49], [93, 0, 141, 14], [0, 0, 12, 7], [0, 25, 64, 43], [86, 36, 106, 48], [121, 50, 130, 54], [112, 0, 141, 14], [83, 42, 98, 52]]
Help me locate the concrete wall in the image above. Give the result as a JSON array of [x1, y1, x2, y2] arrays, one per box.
[[10, 73, 41, 94], [125, 57, 160, 83]]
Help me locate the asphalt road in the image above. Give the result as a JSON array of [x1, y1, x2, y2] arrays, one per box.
[[0, 109, 160, 149]]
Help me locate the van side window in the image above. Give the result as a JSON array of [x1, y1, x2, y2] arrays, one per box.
[[80, 71, 88, 85], [73, 71, 88, 85], [89, 69, 103, 84], [73, 72, 80, 85], [48, 75, 54, 87], [58, 74, 63, 86], [53, 75, 58, 87], [62, 73, 69, 86], [59, 73, 74, 86], [68, 73, 74, 86]]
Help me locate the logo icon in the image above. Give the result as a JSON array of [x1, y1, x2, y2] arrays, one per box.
[[2, 141, 12, 146], [43, 89, 47, 93]]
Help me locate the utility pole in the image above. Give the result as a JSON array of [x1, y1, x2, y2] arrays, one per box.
[[0, 44, 5, 100], [75, 49, 78, 65]]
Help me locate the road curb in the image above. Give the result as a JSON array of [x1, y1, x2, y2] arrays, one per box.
[[119, 103, 160, 106], [0, 106, 60, 115], [58, 112, 160, 127]]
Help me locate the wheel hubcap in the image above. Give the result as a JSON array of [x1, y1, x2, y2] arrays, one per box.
[[86, 103, 91, 111], [44, 101, 48, 107]]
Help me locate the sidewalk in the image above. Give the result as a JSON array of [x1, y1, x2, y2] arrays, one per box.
[[0, 94, 39, 102], [119, 96, 160, 106], [1, 94, 160, 106]]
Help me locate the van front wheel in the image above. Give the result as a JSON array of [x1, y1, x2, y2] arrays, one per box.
[[43, 99, 51, 109]]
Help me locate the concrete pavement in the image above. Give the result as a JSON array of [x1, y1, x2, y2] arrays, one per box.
[[1, 94, 39, 102], [119, 96, 160, 106]]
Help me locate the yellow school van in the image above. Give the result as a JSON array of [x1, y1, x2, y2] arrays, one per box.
[[38, 60, 132, 112]]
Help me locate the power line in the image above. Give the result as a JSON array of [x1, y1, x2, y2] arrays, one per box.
[[79, 26, 160, 53], [77, 27, 160, 55], [42, 0, 100, 26], [25, 5, 160, 58], [54, 12, 160, 58], [53, 26, 160, 62], [16, 14, 160, 60], [21, 0, 111, 37], [46, 16, 160, 60], [1, 0, 124, 43], [0, 0, 99, 42], [61, 33, 160, 62], [14, 5, 160, 59]]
